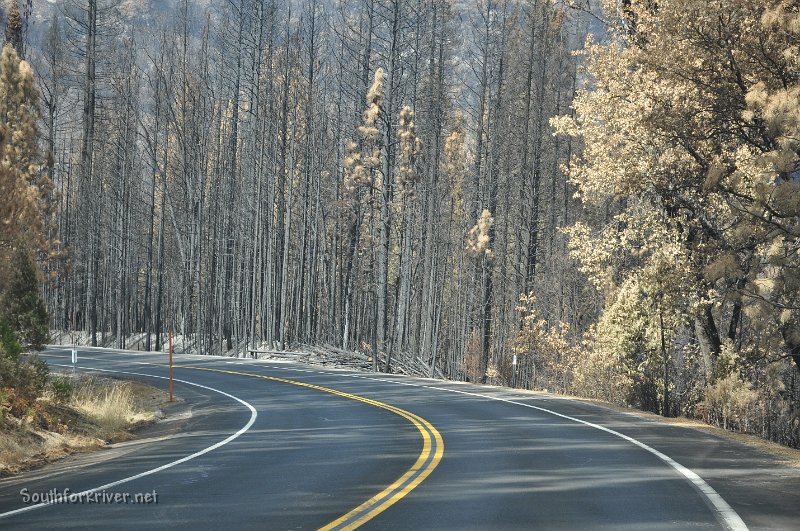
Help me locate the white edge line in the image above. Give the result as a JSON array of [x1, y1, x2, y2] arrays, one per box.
[[0, 364, 258, 520], [39, 347, 748, 530], [261, 365, 749, 531]]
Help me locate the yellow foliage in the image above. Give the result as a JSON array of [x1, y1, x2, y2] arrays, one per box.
[[466, 209, 494, 259], [555, 0, 800, 393], [0, 44, 49, 252], [396, 105, 422, 194], [702, 373, 759, 431]]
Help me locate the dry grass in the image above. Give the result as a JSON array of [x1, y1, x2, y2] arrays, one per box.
[[70, 376, 154, 433], [0, 430, 28, 469], [0, 417, 102, 476]]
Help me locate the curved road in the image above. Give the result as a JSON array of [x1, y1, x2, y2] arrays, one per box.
[[0, 348, 798, 529]]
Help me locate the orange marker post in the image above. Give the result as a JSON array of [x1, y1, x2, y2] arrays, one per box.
[[169, 327, 174, 402]]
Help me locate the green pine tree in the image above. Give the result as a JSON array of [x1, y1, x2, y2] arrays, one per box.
[[0, 319, 22, 362], [2, 247, 48, 350]]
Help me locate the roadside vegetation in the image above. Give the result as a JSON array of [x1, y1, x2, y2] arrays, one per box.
[[1, 354, 166, 477], [0, 33, 167, 477]]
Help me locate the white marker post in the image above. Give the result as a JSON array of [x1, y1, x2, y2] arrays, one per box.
[[169, 328, 174, 402], [71, 348, 77, 365], [512, 355, 517, 388]]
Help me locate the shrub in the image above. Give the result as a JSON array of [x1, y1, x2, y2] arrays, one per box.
[[0, 320, 22, 362], [48, 375, 73, 403], [701, 373, 759, 432], [0, 321, 50, 416]]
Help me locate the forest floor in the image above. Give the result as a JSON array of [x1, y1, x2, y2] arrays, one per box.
[[0, 373, 170, 478], [49, 332, 400, 372]]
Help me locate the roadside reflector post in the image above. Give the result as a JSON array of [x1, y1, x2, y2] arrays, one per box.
[[71, 348, 77, 365], [169, 327, 174, 402], [512, 355, 517, 388]]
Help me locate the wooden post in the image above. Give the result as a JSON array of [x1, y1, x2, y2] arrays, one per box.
[[169, 326, 174, 402]]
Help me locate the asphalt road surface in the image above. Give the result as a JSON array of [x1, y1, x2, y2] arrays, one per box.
[[0, 347, 798, 530]]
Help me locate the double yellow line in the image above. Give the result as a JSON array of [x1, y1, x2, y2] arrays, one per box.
[[176, 365, 444, 530]]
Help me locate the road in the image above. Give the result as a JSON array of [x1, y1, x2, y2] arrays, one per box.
[[0, 347, 798, 530]]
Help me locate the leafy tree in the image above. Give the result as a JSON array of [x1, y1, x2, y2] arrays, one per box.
[[555, 0, 800, 381], [509, 292, 577, 393]]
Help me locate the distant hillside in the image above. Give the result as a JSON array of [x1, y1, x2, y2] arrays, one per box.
[[24, 0, 215, 41]]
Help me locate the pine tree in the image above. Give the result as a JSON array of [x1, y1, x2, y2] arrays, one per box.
[[2, 247, 48, 349], [0, 43, 49, 350], [0, 43, 44, 249], [395, 105, 422, 193], [392, 105, 422, 360], [342, 68, 386, 370], [4, 0, 22, 58]]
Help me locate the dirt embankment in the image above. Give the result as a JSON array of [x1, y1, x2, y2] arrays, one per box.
[[0, 374, 170, 477]]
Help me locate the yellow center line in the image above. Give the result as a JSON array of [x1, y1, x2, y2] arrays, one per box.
[[174, 365, 444, 530]]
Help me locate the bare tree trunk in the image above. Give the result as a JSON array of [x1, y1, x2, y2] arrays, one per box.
[[78, 0, 98, 346]]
